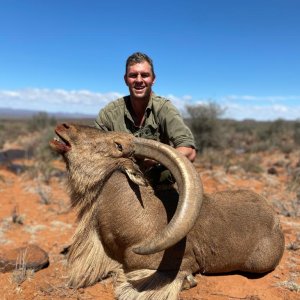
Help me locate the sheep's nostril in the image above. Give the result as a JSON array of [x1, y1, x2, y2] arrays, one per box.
[[62, 123, 70, 129]]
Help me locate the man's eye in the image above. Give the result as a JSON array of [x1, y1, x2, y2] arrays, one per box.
[[141, 73, 150, 78], [128, 74, 137, 78]]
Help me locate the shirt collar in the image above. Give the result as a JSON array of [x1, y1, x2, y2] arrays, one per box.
[[124, 93, 155, 120]]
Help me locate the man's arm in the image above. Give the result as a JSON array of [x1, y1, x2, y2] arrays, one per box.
[[158, 101, 197, 162]]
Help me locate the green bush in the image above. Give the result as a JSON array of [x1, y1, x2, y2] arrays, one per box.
[[293, 120, 300, 145], [186, 102, 226, 153], [27, 112, 57, 132], [0, 120, 28, 150], [239, 155, 263, 174], [26, 126, 60, 183]]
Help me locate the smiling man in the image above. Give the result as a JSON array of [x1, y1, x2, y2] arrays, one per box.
[[94, 52, 198, 289], [95, 52, 196, 165]]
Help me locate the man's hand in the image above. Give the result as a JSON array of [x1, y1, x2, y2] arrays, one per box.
[[176, 146, 197, 162]]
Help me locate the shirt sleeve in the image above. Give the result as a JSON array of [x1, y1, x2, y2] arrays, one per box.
[[159, 101, 196, 149], [94, 107, 112, 131]]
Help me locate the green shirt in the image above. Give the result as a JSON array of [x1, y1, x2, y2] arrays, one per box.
[[94, 93, 196, 148]]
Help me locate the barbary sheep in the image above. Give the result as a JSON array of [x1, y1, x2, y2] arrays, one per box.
[[50, 123, 285, 300]]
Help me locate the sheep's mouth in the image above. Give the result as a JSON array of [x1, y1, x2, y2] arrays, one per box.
[[49, 131, 71, 154]]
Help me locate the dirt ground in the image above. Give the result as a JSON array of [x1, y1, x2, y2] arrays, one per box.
[[0, 144, 299, 300]]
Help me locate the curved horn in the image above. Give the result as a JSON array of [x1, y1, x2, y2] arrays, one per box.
[[132, 138, 203, 255]]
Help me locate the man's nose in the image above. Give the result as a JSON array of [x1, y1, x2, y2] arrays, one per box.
[[136, 74, 143, 81]]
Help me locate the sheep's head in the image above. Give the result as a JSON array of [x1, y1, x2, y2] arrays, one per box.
[[50, 123, 136, 158], [50, 123, 146, 199]]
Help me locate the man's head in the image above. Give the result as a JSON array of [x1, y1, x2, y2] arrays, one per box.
[[125, 52, 155, 77], [124, 52, 156, 101]]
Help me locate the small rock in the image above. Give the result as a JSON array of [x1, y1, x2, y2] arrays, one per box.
[[0, 244, 49, 273], [267, 167, 278, 175]]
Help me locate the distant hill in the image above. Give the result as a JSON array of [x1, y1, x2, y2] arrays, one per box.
[[0, 107, 94, 119]]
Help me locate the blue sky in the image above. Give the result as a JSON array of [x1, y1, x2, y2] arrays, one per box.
[[0, 0, 299, 120]]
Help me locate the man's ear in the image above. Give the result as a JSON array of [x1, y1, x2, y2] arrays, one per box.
[[152, 75, 156, 85], [124, 74, 129, 86]]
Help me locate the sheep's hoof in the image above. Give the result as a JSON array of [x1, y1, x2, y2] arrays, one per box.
[[181, 274, 198, 290]]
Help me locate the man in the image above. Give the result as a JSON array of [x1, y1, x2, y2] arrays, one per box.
[[95, 52, 196, 166]]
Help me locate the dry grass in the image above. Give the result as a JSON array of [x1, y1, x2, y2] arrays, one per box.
[[38, 281, 93, 299], [36, 184, 52, 205], [0, 116, 300, 299], [286, 233, 300, 251], [273, 198, 300, 218], [11, 248, 34, 286], [277, 279, 300, 293], [11, 205, 25, 225]]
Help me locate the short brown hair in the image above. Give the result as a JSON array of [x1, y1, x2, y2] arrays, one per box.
[[125, 52, 155, 77]]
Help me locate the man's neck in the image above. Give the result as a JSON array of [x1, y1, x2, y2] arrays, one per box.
[[130, 95, 151, 127]]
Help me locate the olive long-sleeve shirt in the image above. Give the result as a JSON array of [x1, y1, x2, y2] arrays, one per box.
[[95, 93, 196, 149]]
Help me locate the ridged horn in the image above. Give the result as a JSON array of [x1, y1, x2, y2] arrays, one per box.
[[132, 137, 203, 255]]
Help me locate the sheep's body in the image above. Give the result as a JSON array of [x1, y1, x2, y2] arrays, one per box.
[[50, 124, 285, 300], [68, 171, 284, 299]]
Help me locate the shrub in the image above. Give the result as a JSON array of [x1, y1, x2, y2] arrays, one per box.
[[293, 120, 300, 145], [26, 126, 60, 183], [27, 112, 56, 132], [239, 155, 263, 174], [186, 102, 226, 153], [0, 120, 28, 151], [0, 124, 5, 150]]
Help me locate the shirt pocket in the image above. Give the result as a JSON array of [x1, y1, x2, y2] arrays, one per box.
[[139, 124, 160, 141]]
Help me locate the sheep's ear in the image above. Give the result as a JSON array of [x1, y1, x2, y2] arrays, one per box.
[[122, 161, 147, 186]]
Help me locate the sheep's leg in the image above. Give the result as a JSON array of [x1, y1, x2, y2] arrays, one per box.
[[242, 227, 285, 273]]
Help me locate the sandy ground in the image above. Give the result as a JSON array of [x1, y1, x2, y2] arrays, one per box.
[[0, 147, 299, 300]]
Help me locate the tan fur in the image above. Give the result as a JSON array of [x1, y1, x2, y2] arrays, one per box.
[[68, 201, 121, 288], [115, 269, 186, 300]]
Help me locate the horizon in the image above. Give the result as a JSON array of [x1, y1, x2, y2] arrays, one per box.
[[1, 105, 299, 124], [1, 1, 299, 121]]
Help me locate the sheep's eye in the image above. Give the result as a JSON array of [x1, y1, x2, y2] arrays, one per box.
[[115, 142, 123, 152]]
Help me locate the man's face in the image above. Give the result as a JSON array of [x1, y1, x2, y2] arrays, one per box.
[[124, 61, 156, 100]]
